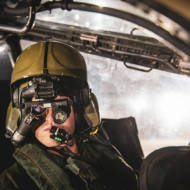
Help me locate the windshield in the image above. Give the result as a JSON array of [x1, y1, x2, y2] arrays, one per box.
[[19, 6, 190, 156], [36, 9, 150, 36], [86, 54, 190, 155]]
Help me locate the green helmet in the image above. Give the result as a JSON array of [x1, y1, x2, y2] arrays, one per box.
[[6, 41, 100, 142], [11, 41, 87, 85]]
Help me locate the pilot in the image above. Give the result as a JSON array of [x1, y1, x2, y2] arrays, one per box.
[[0, 41, 138, 190]]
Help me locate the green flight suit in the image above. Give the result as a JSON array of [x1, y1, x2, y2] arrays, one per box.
[[0, 135, 138, 190]]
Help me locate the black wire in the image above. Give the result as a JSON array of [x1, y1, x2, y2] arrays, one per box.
[[43, 41, 49, 74]]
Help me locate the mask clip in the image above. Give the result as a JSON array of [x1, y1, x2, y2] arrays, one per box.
[[50, 126, 73, 144]]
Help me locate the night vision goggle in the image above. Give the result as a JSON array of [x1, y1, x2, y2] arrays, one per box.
[[11, 76, 88, 146], [11, 99, 73, 146], [25, 99, 73, 124]]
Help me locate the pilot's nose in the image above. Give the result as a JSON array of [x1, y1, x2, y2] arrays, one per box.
[[45, 107, 59, 126], [45, 107, 63, 126], [46, 107, 53, 121]]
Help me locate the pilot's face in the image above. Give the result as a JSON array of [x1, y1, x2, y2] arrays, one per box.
[[34, 96, 75, 147]]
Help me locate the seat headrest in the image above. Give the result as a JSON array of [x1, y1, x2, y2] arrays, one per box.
[[139, 146, 190, 190]]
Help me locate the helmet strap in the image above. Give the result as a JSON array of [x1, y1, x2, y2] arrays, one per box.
[[43, 41, 49, 75]]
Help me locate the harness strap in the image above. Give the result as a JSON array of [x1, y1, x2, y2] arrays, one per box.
[[14, 143, 74, 190]]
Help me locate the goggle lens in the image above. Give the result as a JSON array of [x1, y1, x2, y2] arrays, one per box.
[[54, 110, 68, 124], [29, 99, 72, 124], [31, 105, 46, 116]]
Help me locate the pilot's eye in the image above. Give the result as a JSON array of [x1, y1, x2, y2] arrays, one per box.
[[31, 105, 46, 115]]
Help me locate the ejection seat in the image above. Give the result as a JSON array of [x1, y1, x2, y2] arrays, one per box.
[[99, 117, 144, 172], [139, 146, 190, 190]]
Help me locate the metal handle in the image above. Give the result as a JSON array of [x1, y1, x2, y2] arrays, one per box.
[[124, 60, 152, 72], [0, 6, 35, 34]]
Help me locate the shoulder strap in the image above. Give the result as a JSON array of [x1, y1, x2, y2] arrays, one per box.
[[14, 143, 74, 190]]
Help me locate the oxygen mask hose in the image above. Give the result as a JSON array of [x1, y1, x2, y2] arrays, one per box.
[[11, 113, 45, 146]]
